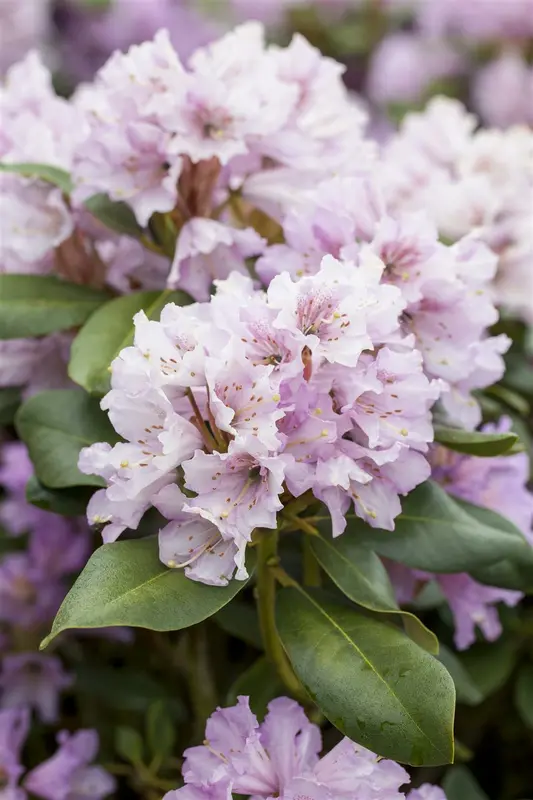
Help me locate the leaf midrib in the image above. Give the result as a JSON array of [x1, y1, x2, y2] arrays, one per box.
[[296, 589, 448, 757]]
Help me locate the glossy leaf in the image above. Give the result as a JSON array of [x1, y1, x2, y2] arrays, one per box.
[[84, 193, 144, 238], [0, 275, 109, 340], [41, 537, 254, 647], [276, 587, 455, 766], [69, 289, 190, 395], [343, 481, 532, 573], [25, 475, 94, 517], [434, 425, 519, 456], [310, 534, 438, 654], [16, 389, 119, 489], [226, 657, 284, 719], [515, 665, 533, 729], [0, 161, 73, 193]]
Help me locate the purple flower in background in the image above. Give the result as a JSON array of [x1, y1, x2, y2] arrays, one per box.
[[367, 32, 463, 106], [57, 0, 221, 84], [472, 51, 533, 128], [0, 707, 29, 799], [408, 785, 447, 800], [0, 654, 73, 724], [24, 729, 115, 800]]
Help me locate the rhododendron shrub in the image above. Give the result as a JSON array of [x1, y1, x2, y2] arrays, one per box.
[[0, 16, 532, 800]]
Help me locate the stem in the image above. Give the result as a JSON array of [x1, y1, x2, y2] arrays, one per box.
[[185, 389, 219, 452], [281, 512, 320, 537], [303, 537, 322, 587], [186, 625, 218, 741], [256, 530, 307, 702]]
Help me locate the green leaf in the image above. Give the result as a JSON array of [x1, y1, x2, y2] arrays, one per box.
[[434, 425, 519, 456], [460, 637, 519, 699], [75, 664, 185, 716], [276, 588, 455, 766], [466, 502, 533, 591], [343, 481, 532, 573], [443, 765, 489, 800], [84, 193, 144, 238], [115, 726, 144, 766], [309, 534, 438, 654], [437, 644, 483, 706], [213, 600, 263, 650], [0, 387, 21, 426], [16, 389, 119, 489], [0, 161, 73, 193], [41, 537, 254, 647], [226, 657, 284, 719], [146, 700, 176, 762], [69, 289, 191, 395], [25, 475, 94, 517], [515, 665, 533, 729], [0, 275, 109, 340]]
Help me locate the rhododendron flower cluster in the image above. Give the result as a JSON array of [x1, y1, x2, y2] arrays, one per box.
[[163, 695, 445, 800], [80, 257, 441, 584], [0, 707, 114, 800], [257, 171, 509, 429], [383, 98, 533, 327]]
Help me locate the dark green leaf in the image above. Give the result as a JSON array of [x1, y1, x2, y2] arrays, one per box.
[[0, 275, 109, 340], [146, 700, 176, 762], [16, 389, 119, 489], [226, 657, 284, 719], [460, 637, 519, 700], [115, 726, 144, 766], [84, 193, 144, 238], [25, 475, 94, 517], [213, 600, 263, 650], [515, 665, 533, 729], [69, 289, 191, 395], [276, 587, 455, 766], [0, 161, 73, 193], [443, 765, 489, 800], [75, 664, 185, 716], [434, 425, 518, 456], [0, 387, 21, 425], [310, 534, 438, 654], [41, 537, 254, 646], [437, 645, 483, 706], [342, 481, 532, 573]]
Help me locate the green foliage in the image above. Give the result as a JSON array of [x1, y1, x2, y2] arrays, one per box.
[[0, 387, 21, 425], [69, 289, 191, 395], [146, 700, 176, 763], [115, 726, 145, 766], [84, 193, 144, 239], [226, 657, 284, 718], [309, 533, 438, 653], [16, 389, 119, 488], [0, 161, 73, 193], [514, 665, 533, 729], [276, 587, 455, 766], [41, 537, 254, 646], [434, 425, 519, 456], [0, 275, 109, 340], [344, 481, 532, 573], [25, 475, 94, 516], [443, 765, 490, 800]]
